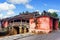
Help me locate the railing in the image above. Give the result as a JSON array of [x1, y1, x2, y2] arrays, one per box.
[[9, 22, 29, 26]]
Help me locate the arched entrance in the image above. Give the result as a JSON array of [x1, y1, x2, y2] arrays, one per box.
[[11, 26, 29, 35], [13, 26, 19, 35]]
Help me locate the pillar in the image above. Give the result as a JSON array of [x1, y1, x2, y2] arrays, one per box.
[[24, 28, 26, 33], [19, 26, 22, 34], [19, 19, 22, 34]]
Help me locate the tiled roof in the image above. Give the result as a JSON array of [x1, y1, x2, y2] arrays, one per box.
[[1, 11, 40, 21], [36, 11, 59, 20], [1, 11, 59, 21]]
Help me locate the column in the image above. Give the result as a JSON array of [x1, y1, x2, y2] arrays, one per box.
[[19, 19, 22, 34], [24, 20, 27, 33]]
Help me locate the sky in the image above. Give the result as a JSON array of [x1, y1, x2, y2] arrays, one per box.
[[0, 0, 60, 19]]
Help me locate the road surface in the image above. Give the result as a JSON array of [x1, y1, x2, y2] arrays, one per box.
[[17, 30, 60, 40], [0, 30, 60, 40]]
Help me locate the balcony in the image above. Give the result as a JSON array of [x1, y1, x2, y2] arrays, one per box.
[[9, 22, 29, 27]]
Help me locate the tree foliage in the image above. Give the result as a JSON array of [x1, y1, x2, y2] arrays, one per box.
[[49, 12, 60, 28], [50, 12, 58, 17]]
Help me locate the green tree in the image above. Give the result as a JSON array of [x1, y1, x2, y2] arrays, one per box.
[[49, 12, 60, 29], [50, 12, 58, 17]]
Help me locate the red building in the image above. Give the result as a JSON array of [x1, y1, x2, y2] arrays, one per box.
[[0, 11, 39, 34], [29, 11, 59, 33], [0, 11, 59, 34]]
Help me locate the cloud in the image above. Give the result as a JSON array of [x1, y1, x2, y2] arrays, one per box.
[[0, 2, 16, 19], [0, 2, 16, 11], [0, 14, 3, 19], [35, 10, 41, 14], [0, 10, 15, 19], [7, 10, 15, 15], [7, 0, 34, 9], [48, 9, 60, 13], [3, 16, 9, 18], [44, 4, 47, 6], [7, 0, 31, 4], [0, 11, 15, 19], [25, 4, 33, 9]]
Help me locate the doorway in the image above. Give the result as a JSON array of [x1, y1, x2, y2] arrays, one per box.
[[53, 19, 56, 30], [13, 27, 19, 34]]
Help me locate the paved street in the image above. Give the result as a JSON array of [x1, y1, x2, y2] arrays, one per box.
[[0, 30, 60, 40], [18, 30, 60, 40]]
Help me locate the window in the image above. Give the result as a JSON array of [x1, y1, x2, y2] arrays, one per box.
[[22, 20, 25, 22], [27, 20, 29, 23], [14, 19, 21, 22], [11, 21, 13, 23]]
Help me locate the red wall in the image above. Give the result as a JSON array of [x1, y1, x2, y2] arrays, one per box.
[[29, 18, 36, 32], [29, 16, 51, 33], [50, 18, 53, 31], [3, 21, 8, 28], [55, 20, 59, 30], [36, 17, 50, 30]]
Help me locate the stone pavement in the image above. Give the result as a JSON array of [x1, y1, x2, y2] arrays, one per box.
[[0, 33, 33, 40], [0, 30, 60, 40], [18, 30, 60, 40]]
